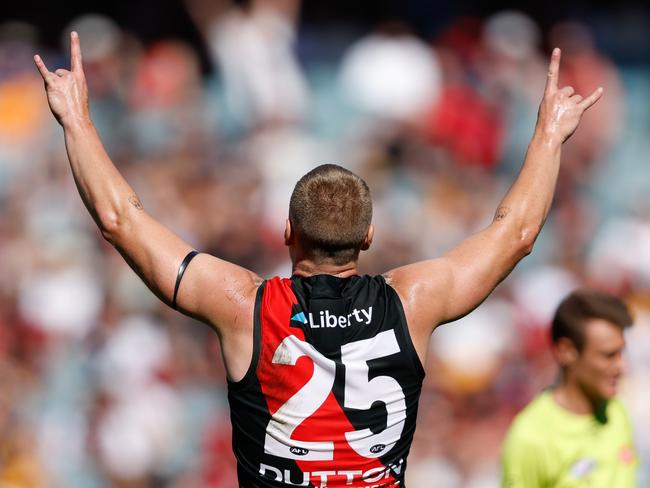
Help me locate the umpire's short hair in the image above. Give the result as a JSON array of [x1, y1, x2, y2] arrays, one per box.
[[551, 289, 633, 351], [289, 164, 372, 265]]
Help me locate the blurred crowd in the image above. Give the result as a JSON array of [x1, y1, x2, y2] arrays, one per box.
[[1, 1, 650, 486]]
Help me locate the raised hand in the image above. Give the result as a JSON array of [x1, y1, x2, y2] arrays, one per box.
[[34, 31, 89, 127], [537, 48, 603, 144]]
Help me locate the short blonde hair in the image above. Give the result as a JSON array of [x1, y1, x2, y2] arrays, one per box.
[[289, 164, 372, 265]]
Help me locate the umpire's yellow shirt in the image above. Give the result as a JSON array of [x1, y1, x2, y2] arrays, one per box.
[[501, 391, 637, 487]]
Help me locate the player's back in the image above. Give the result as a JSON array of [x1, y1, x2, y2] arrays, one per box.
[[228, 274, 425, 487]]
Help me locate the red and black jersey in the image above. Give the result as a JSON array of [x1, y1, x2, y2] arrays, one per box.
[[228, 274, 425, 487]]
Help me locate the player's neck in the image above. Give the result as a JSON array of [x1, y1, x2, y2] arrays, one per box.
[[552, 381, 602, 416], [291, 259, 360, 278]]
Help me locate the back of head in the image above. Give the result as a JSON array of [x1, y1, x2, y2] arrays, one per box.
[[551, 289, 633, 351], [289, 164, 372, 265]]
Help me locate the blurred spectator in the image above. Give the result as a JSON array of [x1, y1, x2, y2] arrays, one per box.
[[0, 22, 51, 193], [187, 0, 310, 130], [63, 15, 140, 154], [587, 214, 650, 292], [339, 20, 441, 123], [477, 11, 547, 175], [480, 10, 546, 105], [424, 18, 505, 169], [0, 360, 43, 487]]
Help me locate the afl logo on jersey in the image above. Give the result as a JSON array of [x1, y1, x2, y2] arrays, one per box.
[[289, 446, 309, 456], [370, 444, 386, 454]]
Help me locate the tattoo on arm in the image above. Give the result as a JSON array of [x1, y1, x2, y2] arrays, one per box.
[[494, 206, 511, 221], [129, 195, 144, 211]]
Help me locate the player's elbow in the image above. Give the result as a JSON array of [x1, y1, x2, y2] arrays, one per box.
[[97, 209, 125, 244], [517, 227, 538, 257]]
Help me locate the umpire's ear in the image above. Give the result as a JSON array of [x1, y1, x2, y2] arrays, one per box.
[[360, 224, 374, 251], [553, 337, 579, 368]]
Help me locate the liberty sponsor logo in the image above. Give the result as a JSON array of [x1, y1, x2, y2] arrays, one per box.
[[291, 307, 373, 329], [291, 311, 308, 324]]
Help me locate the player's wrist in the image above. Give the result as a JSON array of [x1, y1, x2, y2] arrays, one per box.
[[61, 112, 94, 133], [532, 125, 564, 148]]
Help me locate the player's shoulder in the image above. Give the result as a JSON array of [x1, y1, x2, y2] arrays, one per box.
[[384, 258, 454, 291], [383, 259, 454, 316]]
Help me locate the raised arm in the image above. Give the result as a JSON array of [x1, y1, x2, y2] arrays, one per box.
[[386, 48, 603, 358], [34, 32, 261, 331]]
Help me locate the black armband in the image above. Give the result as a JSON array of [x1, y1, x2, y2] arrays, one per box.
[[172, 250, 199, 310]]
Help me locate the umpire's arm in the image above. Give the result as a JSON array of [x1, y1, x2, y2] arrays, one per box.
[[34, 32, 261, 330], [385, 48, 603, 359]]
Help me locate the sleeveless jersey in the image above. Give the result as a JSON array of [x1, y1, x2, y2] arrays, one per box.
[[228, 274, 425, 488]]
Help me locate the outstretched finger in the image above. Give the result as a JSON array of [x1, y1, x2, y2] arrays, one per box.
[[34, 54, 54, 81], [579, 87, 604, 111], [544, 48, 561, 94], [70, 31, 83, 73]]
